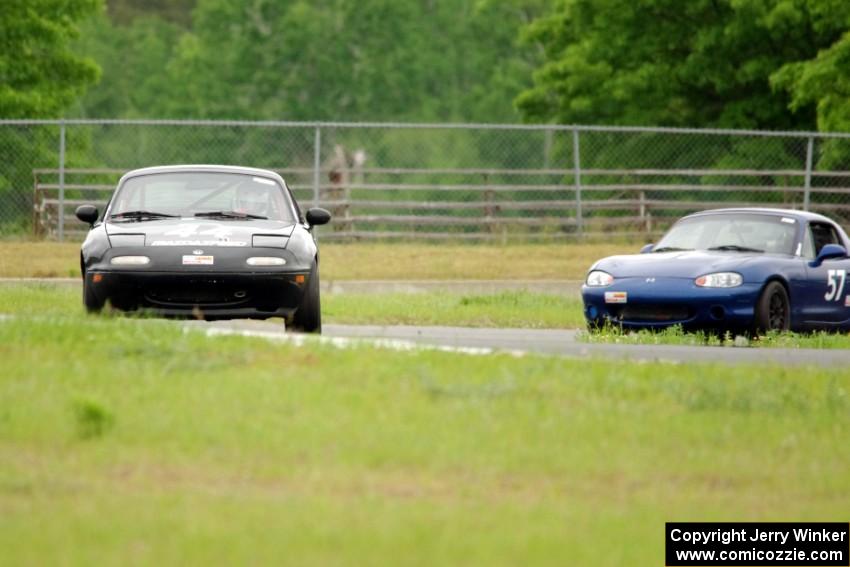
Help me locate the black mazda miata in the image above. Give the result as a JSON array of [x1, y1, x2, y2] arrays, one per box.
[[75, 165, 331, 333]]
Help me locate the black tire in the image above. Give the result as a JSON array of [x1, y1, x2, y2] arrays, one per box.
[[290, 261, 321, 334], [753, 281, 790, 334], [83, 276, 104, 313]]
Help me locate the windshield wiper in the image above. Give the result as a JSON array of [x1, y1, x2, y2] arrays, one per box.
[[109, 210, 178, 221], [653, 246, 693, 253], [195, 211, 268, 220], [707, 245, 763, 253]]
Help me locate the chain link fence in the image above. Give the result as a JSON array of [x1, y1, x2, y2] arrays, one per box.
[[2, 119, 850, 241]]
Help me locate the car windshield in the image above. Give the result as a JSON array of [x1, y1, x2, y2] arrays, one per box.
[[655, 213, 798, 255], [109, 172, 295, 222]]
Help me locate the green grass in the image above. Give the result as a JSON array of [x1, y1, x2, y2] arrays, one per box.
[[325, 291, 586, 328], [0, 242, 83, 278], [0, 283, 82, 314], [1, 313, 849, 565], [0, 284, 586, 329], [582, 324, 850, 349]]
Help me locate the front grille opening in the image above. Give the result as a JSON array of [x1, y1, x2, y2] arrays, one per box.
[[610, 304, 693, 323], [145, 284, 251, 306]]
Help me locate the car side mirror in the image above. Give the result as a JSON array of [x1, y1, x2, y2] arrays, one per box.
[[306, 207, 332, 227], [75, 205, 99, 226], [640, 243, 654, 254], [810, 243, 847, 267]]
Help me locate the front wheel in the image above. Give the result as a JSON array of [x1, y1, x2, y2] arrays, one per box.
[[753, 281, 790, 334], [289, 261, 321, 334], [83, 276, 105, 313]]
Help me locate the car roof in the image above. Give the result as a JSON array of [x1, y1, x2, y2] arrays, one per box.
[[683, 207, 836, 224], [119, 164, 285, 185]]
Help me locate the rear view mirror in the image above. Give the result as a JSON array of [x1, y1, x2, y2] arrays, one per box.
[[306, 207, 332, 227], [640, 244, 654, 254], [810, 243, 847, 267], [75, 205, 99, 226]]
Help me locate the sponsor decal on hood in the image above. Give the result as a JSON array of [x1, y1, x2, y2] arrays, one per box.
[[150, 223, 247, 246]]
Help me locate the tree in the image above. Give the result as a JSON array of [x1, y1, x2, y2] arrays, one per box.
[[105, 0, 196, 27], [0, 0, 102, 118], [0, 0, 103, 233], [773, 31, 850, 133], [162, 0, 536, 123], [772, 28, 850, 167], [515, 0, 850, 131], [73, 13, 183, 118], [66, 0, 544, 175]]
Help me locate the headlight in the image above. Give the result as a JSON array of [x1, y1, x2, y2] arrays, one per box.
[[695, 272, 742, 288], [246, 257, 286, 266], [110, 255, 150, 265], [252, 235, 289, 248], [586, 270, 614, 287]]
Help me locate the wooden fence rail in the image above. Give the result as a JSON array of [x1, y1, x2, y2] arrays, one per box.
[[33, 167, 850, 241]]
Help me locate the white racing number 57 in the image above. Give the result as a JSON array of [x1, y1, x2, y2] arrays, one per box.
[[825, 269, 847, 302]]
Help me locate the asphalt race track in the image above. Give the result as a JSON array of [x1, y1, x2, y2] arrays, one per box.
[[192, 320, 850, 368]]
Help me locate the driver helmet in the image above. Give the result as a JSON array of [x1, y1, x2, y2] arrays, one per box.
[[234, 183, 270, 216]]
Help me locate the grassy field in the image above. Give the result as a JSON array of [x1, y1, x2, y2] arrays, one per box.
[[0, 241, 634, 279], [1, 312, 848, 565], [0, 284, 587, 329], [325, 291, 587, 328], [582, 324, 850, 349]]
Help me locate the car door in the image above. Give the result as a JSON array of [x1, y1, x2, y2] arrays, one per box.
[[800, 221, 850, 325]]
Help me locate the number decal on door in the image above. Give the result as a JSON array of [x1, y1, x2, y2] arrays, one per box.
[[825, 269, 847, 302]]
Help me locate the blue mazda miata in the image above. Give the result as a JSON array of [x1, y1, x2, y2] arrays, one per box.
[[582, 208, 850, 333]]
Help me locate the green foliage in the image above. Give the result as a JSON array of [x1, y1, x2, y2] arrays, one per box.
[[73, 13, 183, 118], [105, 0, 196, 27], [0, 1, 102, 230], [55, 1, 549, 214], [516, 0, 850, 131], [72, 397, 115, 439], [771, 8, 850, 133], [771, 25, 850, 167], [0, 0, 102, 118], [0, 124, 61, 232], [73, 0, 541, 123]]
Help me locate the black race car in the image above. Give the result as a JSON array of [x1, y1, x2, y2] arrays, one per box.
[[75, 165, 331, 333]]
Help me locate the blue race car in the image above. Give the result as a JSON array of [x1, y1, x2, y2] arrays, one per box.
[[582, 208, 850, 333]]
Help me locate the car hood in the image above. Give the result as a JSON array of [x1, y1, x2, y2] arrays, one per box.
[[592, 250, 763, 278], [105, 218, 296, 247]]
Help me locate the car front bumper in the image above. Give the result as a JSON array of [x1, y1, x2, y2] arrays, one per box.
[[86, 269, 310, 319], [582, 277, 763, 331], [83, 244, 316, 319]]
